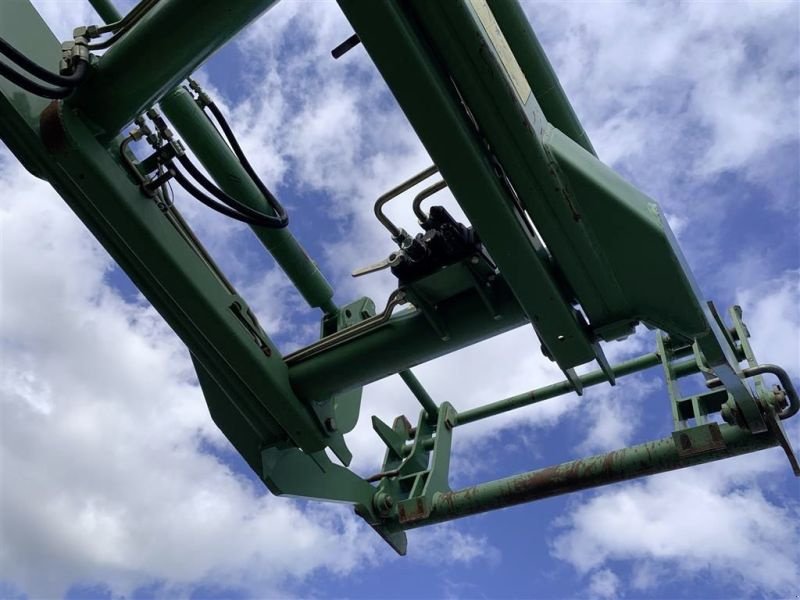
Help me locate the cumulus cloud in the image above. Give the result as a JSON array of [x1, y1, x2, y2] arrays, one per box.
[[551, 460, 800, 597], [588, 568, 621, 600], [0, 154, 384, 598], [409, 525, 500, 567], [524, 1, 800, 280], [736, 270, 800, 375], [575, 377, 659, 455]]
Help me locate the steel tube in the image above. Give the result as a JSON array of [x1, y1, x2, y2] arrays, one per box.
[[403, 424, 778, 529], [160, 87, 336, 313], [289, 282, 528, 401], [374, 165, 438, 238], [399, 369, 439, 418], [88, 0, 123, 23], [412, 179, 447, 222], [72, 0, 280, 135], [456, 350, 697, 426], [486, 0, 596, 157]]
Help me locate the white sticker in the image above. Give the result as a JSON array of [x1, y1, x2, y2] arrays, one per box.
[[467, 0, 532, 105]]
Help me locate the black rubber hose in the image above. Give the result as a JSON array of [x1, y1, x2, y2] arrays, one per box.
[[0, 59, 73, 98], [0, 37, 89, 87], [203, 101, 289, 226], [176, 153, 288, 228], [87, 0, 162, 50], [170, 164, 284, 228]]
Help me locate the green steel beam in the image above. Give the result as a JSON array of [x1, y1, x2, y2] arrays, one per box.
[[337, 0, 600, 380], [289, 278, 528, 402], [159, 87, 337, 313], [39, 101, 328, 453], [485, 0, 597, 157], [72, 0, 281, 135], [401, 423, 778, 529], [0, 4, 52, 180], [407, 0, 629, 347]]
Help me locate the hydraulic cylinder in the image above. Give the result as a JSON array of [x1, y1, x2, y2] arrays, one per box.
[[160, 87, 336, 313]]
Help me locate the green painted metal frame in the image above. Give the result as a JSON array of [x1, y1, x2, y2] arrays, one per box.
[[1, 0, 796, 556]]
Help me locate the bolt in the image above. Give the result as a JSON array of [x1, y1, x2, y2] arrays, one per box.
[[324, 417, 337, 433], [471, 255, 480, 264], [374, 492, 394, 515]]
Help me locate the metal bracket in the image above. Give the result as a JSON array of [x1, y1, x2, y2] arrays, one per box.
[[672, 423, 727, 458], [309, 297, 378, 466], [368, 402, 457, 527]]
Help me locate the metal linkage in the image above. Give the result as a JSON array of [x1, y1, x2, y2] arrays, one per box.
[[398, 369, 439, 420], [284, 289, 408, 364]]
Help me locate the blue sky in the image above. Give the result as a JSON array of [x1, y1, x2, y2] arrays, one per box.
[[1, 1, 799, 599]]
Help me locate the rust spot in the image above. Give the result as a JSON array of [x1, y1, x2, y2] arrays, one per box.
[[39, 101, 68, 155]]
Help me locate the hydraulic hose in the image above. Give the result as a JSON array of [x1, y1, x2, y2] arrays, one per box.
[[0, 60, 75, 99], [170, 165, 284, 228], [175, 154, 288, 228], [202, 100, 289, 227], [134, 106, 288, 228], [0, 37, 90, 87], [87, 0, 162, 50]]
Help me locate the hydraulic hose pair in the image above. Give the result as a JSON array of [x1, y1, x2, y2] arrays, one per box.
[[0, 37, 89, 99], [0, 0, 162, 98], [122, 93, 288, 229]]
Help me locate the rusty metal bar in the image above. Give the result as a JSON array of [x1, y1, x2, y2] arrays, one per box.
[[402, 423, 778, 529]]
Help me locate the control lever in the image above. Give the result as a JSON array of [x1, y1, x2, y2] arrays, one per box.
[[352, 251, 405, 278]]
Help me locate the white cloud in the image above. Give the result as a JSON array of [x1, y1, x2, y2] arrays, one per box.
[[0, 153, 384, 598], [588, 568, 621, 600], [576, 377, 659, 455], [551, 460, 800, 597], [408, 524, 500, 566], [526, 1, 799, 184], [736, 270, 800, 375]]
